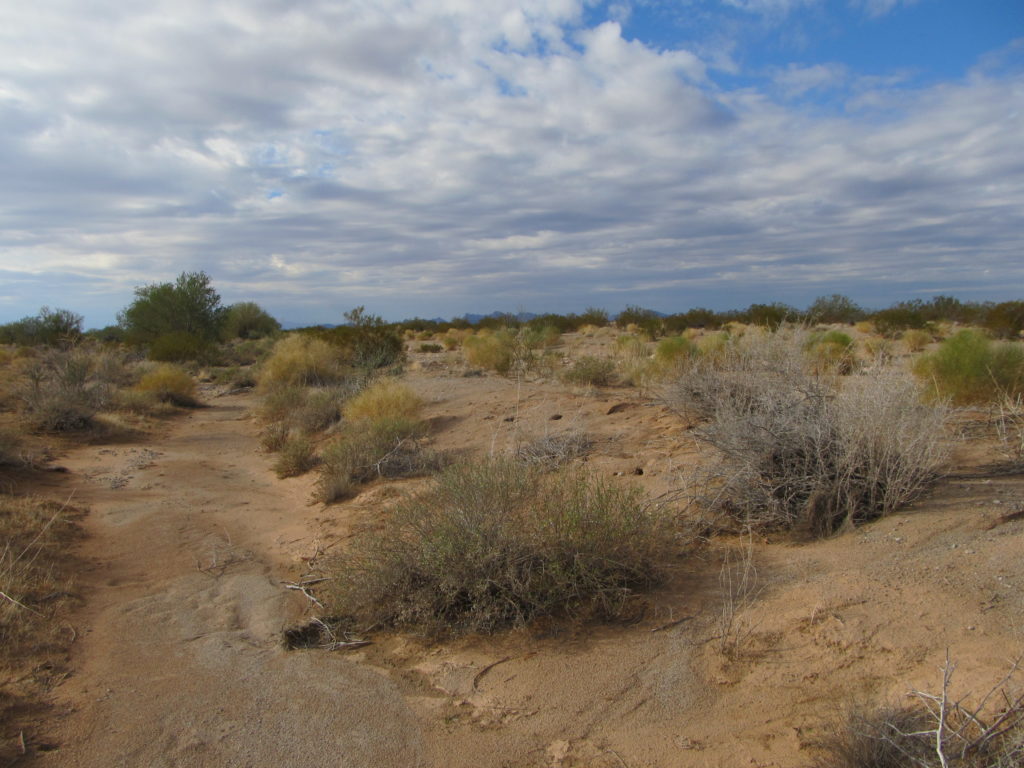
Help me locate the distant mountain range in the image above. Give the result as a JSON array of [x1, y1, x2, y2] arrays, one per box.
[[281, 308, 667, 329]]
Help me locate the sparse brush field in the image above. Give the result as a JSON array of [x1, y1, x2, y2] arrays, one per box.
[[3, 308, 1024, 767]]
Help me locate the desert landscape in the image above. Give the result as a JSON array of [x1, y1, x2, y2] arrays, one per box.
[[2, 297, 1023, 768]]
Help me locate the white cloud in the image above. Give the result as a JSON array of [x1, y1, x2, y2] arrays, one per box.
[[0, 0, 1021, 326]]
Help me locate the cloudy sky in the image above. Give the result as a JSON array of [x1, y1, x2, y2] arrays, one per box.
[[1, 0, 1022, 327]]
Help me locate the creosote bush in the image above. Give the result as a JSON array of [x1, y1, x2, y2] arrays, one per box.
[[914, 329, 1024, 405], [669, 329, 949, 536], [328, 459, 674, 634], [562, 355, 617, 387]]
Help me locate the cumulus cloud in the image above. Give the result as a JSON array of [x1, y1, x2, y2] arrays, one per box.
[[0, 0, 1021, 325]]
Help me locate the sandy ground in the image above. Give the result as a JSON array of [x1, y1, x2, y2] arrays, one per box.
[[17, 355, 1024, 767]]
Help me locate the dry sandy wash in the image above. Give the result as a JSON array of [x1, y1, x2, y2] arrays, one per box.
[[17, 361, 1024, 767]]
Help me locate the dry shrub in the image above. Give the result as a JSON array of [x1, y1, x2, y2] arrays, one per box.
[[259, 334, 345, 388], [19, 349, 109, 431], [111, 388, 171, 417], [313, 417, 435, 503], [135, 364, 198, 406], [903, 328, 933, 353], [812, 657, 1024, 768], [258, 383, 306, 423], [328, 460, 674, 634], [342, 378, 422, 424], [1, 495, 80, 663], [259, 422, 290, 453], [419, 343, 443, 353], [562, 355, 617, 387], [0, 428, 23, 466], [293, 384, 354, 434], [273, 435, 318, 478], [668, 329, 949, 536], [517, 430, 591, 469], [615, 334, 655, 388]]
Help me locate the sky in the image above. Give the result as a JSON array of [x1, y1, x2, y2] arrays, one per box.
[[1, 0, 1022, 328]]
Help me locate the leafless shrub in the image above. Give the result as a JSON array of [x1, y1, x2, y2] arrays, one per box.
[[993, 393, 1024, 467], [812, 654, 1024, 768], [667, 330, 950, 536], [517, 430, 591, 469]]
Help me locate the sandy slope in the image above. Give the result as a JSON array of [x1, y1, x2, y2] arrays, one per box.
[[34, 394, 422, 767], [24, 366, 1024, 767]]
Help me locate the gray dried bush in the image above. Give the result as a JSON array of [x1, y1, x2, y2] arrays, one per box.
[[516, 430, 591, 469], [812, 657, 1024, 768], [328, 459, 674, 635], [19, 349, 110, 431], [667, 329, 949, 536]]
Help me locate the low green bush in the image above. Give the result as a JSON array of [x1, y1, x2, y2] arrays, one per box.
[[328, 459, 674, 634], [914, 330, 1024, 404], [273, 435, 318, 478], [562, 356, 616, 387]]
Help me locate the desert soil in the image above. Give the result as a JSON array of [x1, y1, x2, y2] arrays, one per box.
[[16, 356, 1024, 767]]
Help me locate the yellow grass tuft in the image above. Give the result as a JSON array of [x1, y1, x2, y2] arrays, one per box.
[[342, 378, 423, 424]]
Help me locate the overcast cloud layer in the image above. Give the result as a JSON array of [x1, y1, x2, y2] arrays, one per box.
[[1, 0, 1022, 326]]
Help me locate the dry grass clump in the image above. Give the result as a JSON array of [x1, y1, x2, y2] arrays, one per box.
[[313, 417, 435, 503], [516, 430, 591, 469], [463, 331, 514, 374], [259, 334, 346, 388], [342, 378, 422, 424], [915, 330, 1024, 405], [668, 329, 949, 536], [292, 385, 354, 434], [902, 328, 933, 353], [135, 364, 198, 407], [812, 658, 1024, 768], [327, 459, 674, 635], [1, 495, 80, 666], [654, 335, 699, 373], [562, 355, 617, 387]]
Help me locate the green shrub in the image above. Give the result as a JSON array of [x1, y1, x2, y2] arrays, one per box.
[[914, 330, 1024, 404], [135, 364, 198, 406], [654, 336, 699, 372], [258, 383, 306, 423], [562, 356, 616, 387], [220, 301, 280, 340], [0, 307, 83, 347], [148, 331, 211, 362], [805, 329, 856, 374], [274, 435, 318, 478], [293, 385, 353, 434], [328, 459, 673, 634], [313, 417, 433, 503], [120, 271, 224, 345], [419, 343, 443, 353]]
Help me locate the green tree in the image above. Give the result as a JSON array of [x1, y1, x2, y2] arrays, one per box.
[[220, 301, 281, 340], [0, 306, 83, 347], [806, 294, 865, 325], [119, 271, 224, 345]]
